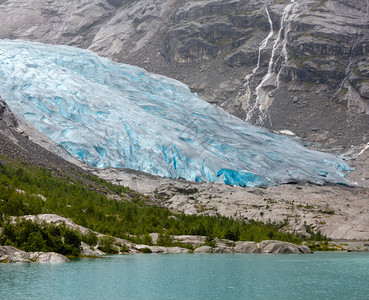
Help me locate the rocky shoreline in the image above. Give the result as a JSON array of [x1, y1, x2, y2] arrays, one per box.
[[3, 214, 369, 264], [3, 214, 313, 257], [0, 246, 69, 263]]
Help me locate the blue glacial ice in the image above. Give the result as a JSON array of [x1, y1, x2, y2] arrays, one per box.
[[0, 39, 351, 186]]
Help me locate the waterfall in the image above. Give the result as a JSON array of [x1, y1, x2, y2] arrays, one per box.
[[329, 60, 354, 102], [244, 0, 299, 124], [244, 4, 274, 122], [276, 3, 307, 84], [254, 5, 274, 73]]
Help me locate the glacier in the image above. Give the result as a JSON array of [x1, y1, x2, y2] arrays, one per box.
[[0, 39, 351, 186]]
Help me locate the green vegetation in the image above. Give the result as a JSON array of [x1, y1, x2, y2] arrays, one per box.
[[297, 203, 315, 210], [305, 225, 328, 242], [0, 219, 86, 256], [140, 247, 152, 254], [0, 157, 327, 254], [307, 241, 336, 251], [319, 209, 335, 215], [97, 236, 119, 254]]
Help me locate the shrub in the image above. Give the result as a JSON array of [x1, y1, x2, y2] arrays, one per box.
[[98, 236, 119, 254]]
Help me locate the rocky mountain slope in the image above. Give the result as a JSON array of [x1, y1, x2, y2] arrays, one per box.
[[94, 164, 369, 241], [1, 93, 369, 241], [0, 0, 368, 149], [0, 97, 81, 170], [0, 0, 368, 242]]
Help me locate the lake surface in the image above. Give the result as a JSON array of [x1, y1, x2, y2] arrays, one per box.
[[1, 252, 369, 299]]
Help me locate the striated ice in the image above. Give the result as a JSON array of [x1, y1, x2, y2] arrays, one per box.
[[0, 39, 351, 186]]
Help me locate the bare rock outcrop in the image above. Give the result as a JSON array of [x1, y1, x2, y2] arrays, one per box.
[[0, 246, 31, 263], [193, 240, 312, 254], [95, 167, 369, 241], [13, 214, 92, 235], [234, 241, 260, 254], [80, 242, 105, 257], [0, 96, 85, 175], [173, 235, 206, 247], [194, 246, 213, 253], [134, 244, 190, 254], [29, 252, 70, 263], [0, 246, 69, 263], [259, 240, 312, 254]]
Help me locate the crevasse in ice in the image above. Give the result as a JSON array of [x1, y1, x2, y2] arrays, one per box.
[[0, 39, 351, 186]]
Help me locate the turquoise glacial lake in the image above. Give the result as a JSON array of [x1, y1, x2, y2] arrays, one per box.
[[1, 252, 369, 299]]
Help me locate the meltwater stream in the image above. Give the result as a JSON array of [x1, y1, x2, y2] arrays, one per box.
[[0, 39, 350, 186]]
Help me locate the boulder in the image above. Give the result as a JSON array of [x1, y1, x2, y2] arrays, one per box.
[[0, 246, 69, 263], [358, 82, 369, 99], [213, 247, 233, 254], [163, 247, 190, 254], [259, 240, 312, 254], [194, 246, 213, 253], [234, 241, 260, 253], [149, 233, 159, 244], [8, 252, 31, 264], [173, 235, 206, 247], [0, 246, 30, 263], [80, 242, 104, 257], [134, 244, 189, 254], [32, 252, 70, 263], [0, 245, 18, 258]]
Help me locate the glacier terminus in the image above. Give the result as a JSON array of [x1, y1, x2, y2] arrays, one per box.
[[0, 39, 351, 187]]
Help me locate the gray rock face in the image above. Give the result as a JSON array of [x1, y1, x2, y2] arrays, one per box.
[[0, 246, 28, 263], [134, 244, 190, 254], [15, 214, 92, 235], [80, 242, 104, 257], [173, 235, 206, 247], [0, 96, 84, 171], [0, 246, 69, 263], [194, 246, 213, 253], [193, 240, 312, 254], [0, 0, 368, 149], [163, 246, 190, 254], [0, 97, 18, 128], [96, 167, 369, 241], [30, 252, 70, 263], [259, 240, 312, 254], [149, 233, 159, 245], [234, 241, 260, 253], [213, 246, 233, 254]]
